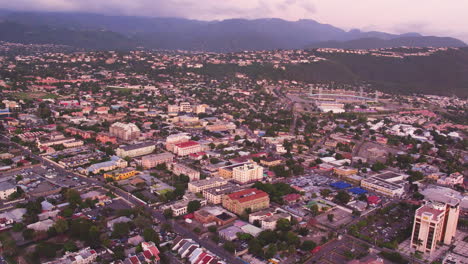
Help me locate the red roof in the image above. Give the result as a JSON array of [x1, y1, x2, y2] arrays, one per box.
[[175, 141, 200, 148], [129, 256, 140, 264], [283, 193, 301, 202], [367, 195, 381, 204], [311, 246, 321, 254], [226, 188, 268, 203], [184, 213, 194, 219]]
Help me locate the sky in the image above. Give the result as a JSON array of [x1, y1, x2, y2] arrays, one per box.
[[2, 0, 468, 42]]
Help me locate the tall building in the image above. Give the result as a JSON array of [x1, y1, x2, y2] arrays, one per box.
[[232, 163, 263, 184], [109, 122, 141, 141], [410, 199, 460, 254]]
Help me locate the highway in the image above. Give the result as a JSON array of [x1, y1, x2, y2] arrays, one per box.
[[0, 135, 244, 264]]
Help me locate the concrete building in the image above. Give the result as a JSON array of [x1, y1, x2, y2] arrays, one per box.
[[162, 195, 207, 216], [116, 142, 156, 158], [188, 177, 228, 193], [171, 163, 200, 181], [85, 156, 128, 175], [165, 133, 191, 152], [203, 183, 240, 205], [222, 188, 270, 215], [172, 141, 203, 156], [43, 247, 98, 264], [232, 162, 263, 184], [103, 167, 138, 181], [109, 122, 141, 141], [0, 182, 16, 200], [410, 199, 460, 254], [141, 153, 174, 169], [361, 171, 407, 197]]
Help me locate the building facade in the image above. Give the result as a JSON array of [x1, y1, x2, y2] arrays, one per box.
[[141, 153, 174, 169], [410, 200, 460, 254], [109, 122, 141, 141], [232, 163, 263, 184], [222, 188, 270, 215]]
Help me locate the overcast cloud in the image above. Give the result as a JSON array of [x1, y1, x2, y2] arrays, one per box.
[[1, 0, 467, 41]]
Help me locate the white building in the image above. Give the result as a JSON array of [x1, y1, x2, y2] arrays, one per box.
[[232, 162, 263, 184]]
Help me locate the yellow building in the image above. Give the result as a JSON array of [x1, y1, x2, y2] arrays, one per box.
[[103, 168, 139, 181], [334, 166, 358, 177]]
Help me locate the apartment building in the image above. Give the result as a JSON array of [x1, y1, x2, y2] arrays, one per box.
[[141, 153, 174, 169], [232, 163, 263, 184], [410, 199, 460, 254], [222, 188, 270, 215], [218, 162, 251, 179], [203, 183, 240, 204], [109, 122, 141, 141], [116, 142, 156, 158], [171, 163, 200, 181], [188, 177, 228, 193]]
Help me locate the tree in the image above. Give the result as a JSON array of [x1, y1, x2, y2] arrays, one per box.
[[53, 218, 69, 234], [320, 189, 332, 197], [112, 222, 130, 238], [143, 228, 160, 244], [163, 208, 173, 219], [371, 162, 387, 172], [248, 238, 263, 256], [187, 200, 201, 213], [276, 218, 292, 232], [63, 241, 78, 252], [265, 244, 278, 259], [223, 241, 236, 253], [301, 240, 317, 251], [334, 191, 351, 205], [22, 228, 35, 240], [327, 214, 335, 222], [65, 189, 82, 208]]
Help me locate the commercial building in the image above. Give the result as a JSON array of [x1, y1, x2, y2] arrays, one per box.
[[188, 177, 228, 193], [222, 188, 270, 215], [248, 209, 291, 230], [193, 206, 237, 226], [103, 167, 139, 181], [0, 182, 16, 200], [410, 199, 460, 254], [334, 166, 358, 177], [109, 122, 141, 141], [172, 141, 204, 156], [218, 162, 251, 179], [165, 133, 191, 151], [116, 142, 156, 158], [85, 156, 128, 175], [361, 171, 407, 197], [232, 162, 263, 184], [141, 153, 174, 169]]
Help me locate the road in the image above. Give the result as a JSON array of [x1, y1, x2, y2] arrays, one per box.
[[0, 135, 244, 264]]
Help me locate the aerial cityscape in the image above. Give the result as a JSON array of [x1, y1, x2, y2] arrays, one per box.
[[0, 1, 466, 264]]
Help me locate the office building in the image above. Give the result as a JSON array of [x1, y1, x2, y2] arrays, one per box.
[[410, 199, 460, 254]]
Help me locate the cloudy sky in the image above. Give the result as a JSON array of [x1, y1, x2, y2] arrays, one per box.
[[2, 0, 468, 41]]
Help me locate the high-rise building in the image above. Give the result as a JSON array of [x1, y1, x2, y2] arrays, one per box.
[[232, 162, 263, 184], [109, 122, 141, 141], [410, 199, 460, 254]]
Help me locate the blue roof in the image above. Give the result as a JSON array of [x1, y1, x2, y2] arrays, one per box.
[[348, 187, 368, 195], [330, 181, 351, 189]]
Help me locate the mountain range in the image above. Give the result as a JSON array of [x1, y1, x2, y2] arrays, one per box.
[[0, 10, 465, 51]]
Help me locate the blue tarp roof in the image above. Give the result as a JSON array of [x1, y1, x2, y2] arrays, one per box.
[[330, 181, 351, 189], [348, 187, 368, 195]]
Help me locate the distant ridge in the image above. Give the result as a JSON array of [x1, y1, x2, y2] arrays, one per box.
[[0, 10, 465, 51], [308, 37, 467, 49]]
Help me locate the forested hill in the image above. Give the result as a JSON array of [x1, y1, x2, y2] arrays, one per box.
[[192, 48, 468, 97]]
